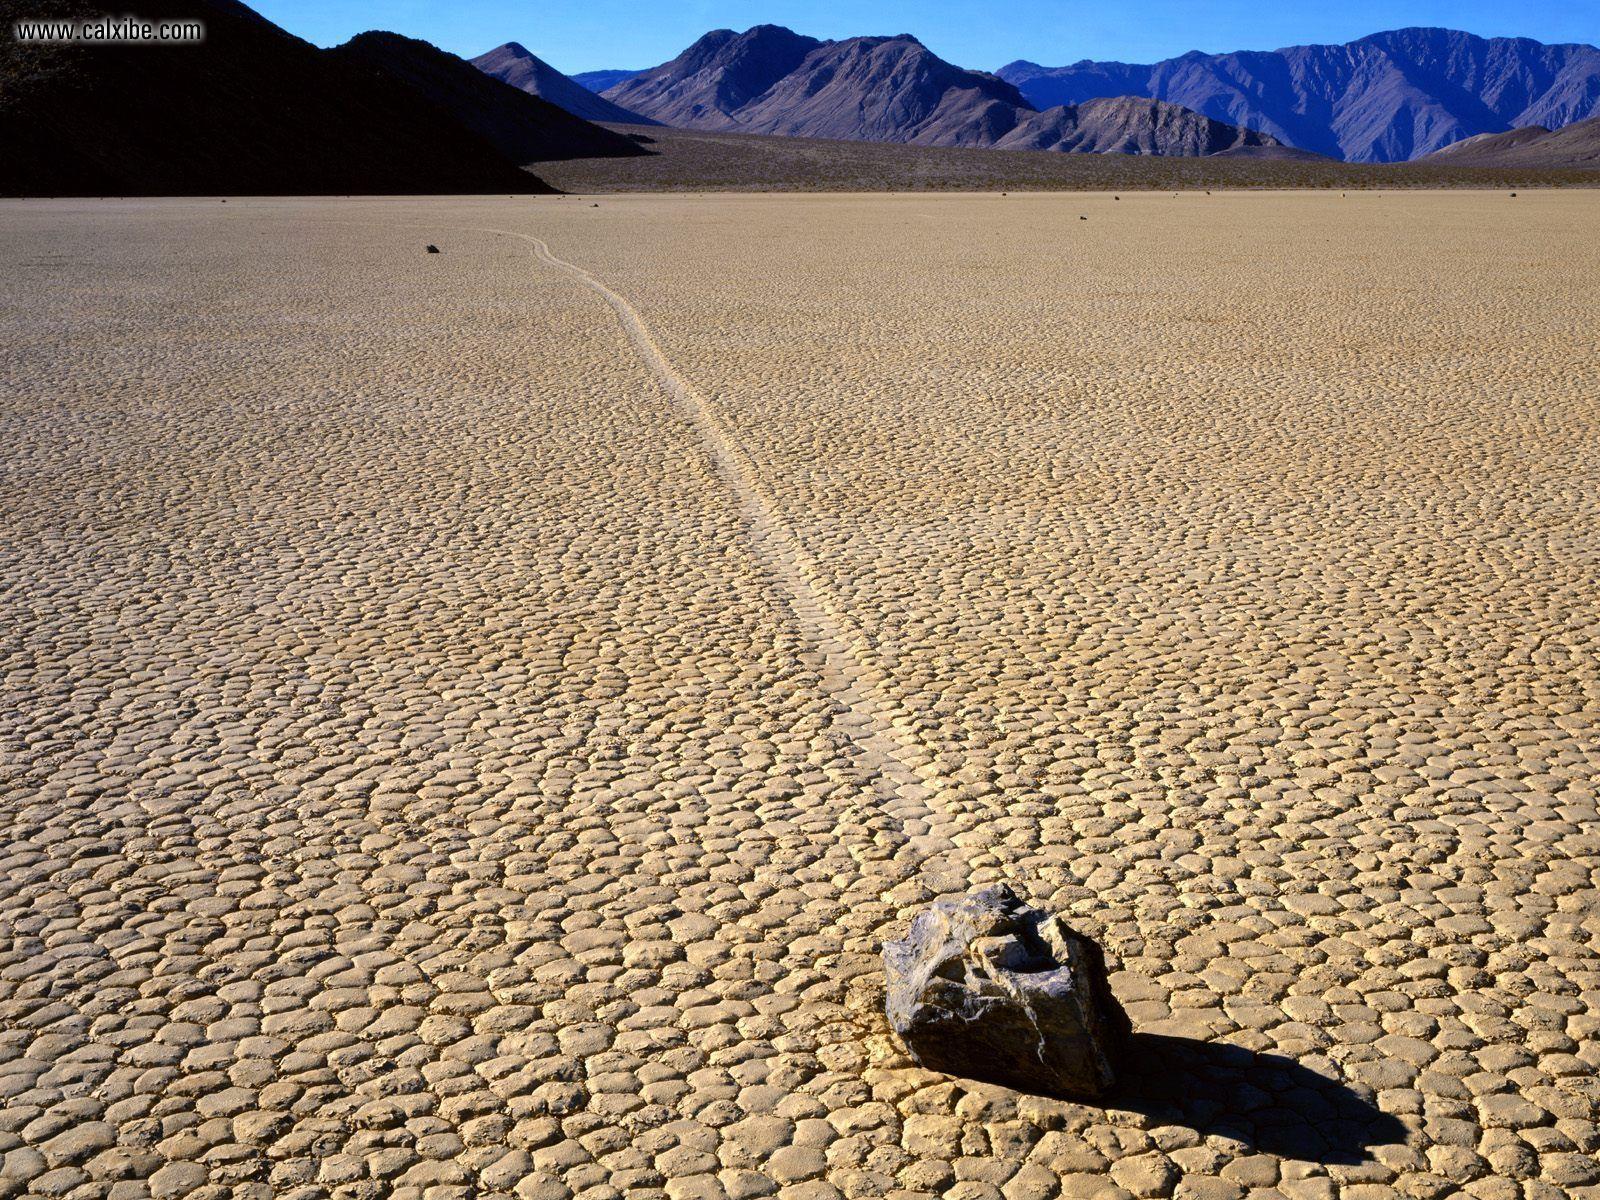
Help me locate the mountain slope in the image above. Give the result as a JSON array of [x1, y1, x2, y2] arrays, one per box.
[[472, 42, 656, 124], [725, 35, 1032, 145], [998, 28, 1600, 162], [602, 25, 823, 130], [0, 0, 548, 196], [1419, 113, 1600, 166], [996, 96, 1283, 155], [334, 32, 645, 163]]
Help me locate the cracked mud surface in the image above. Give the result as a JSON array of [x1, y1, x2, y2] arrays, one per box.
[[1, 193, 1597, 1200]]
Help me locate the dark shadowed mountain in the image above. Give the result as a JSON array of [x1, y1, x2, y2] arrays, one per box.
[[333, 32, 645, 163], [998, 28, 1600, 162], [602, 25, 824, 130], [571, 68, 642, 93], [472, 42, 655, 124], [995, 96, 1282, 155], [1418, 113, 1600, 167], [0, 0, 549, 196], [601, 26, 1272, 156]]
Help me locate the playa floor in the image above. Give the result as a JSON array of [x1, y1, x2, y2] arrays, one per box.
[[2, 192, 1597, 1200]]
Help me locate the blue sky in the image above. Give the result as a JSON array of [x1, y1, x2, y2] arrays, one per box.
[[255, 0, 1597, 74]]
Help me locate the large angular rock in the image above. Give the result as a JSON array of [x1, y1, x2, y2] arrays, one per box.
[[884, 883, 1130, 1098]]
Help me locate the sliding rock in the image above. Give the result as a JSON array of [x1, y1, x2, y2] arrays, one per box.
[[884, 883, 1129, 1097]]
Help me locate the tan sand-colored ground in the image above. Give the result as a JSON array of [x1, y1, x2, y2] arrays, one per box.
[[1, 192, 1597, 1200]]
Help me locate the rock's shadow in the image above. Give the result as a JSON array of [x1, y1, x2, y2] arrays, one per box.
[[1110, 1034, 1409, 1165]]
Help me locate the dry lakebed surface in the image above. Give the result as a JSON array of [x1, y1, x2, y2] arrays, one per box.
[[1, 192, 1597, 1200]]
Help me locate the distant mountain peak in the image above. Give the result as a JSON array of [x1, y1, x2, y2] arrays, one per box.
[[686, 25, 813, 52], [472, 41, 657, 124], [570, 67, 643, 94], [601, 24, 825, 130]]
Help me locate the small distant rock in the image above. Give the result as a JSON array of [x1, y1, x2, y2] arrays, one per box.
[[884, 883, 1129, 1098], [426, 244, 440, 253]]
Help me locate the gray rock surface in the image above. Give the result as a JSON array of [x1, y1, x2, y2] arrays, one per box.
[[884, 883, 1130, 1098]]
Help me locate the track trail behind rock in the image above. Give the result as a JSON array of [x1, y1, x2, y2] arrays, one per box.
[[478, 225, 971, 894]]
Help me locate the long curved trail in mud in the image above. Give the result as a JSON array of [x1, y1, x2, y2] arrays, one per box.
[[475, 225, 969, 891]]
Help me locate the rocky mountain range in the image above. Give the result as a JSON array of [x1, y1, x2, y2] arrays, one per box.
[[998, 28, 1600, 162], [472, 42, 656, 125], [549, 24, 1600, 162], [594, 26, 1273, 155]]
